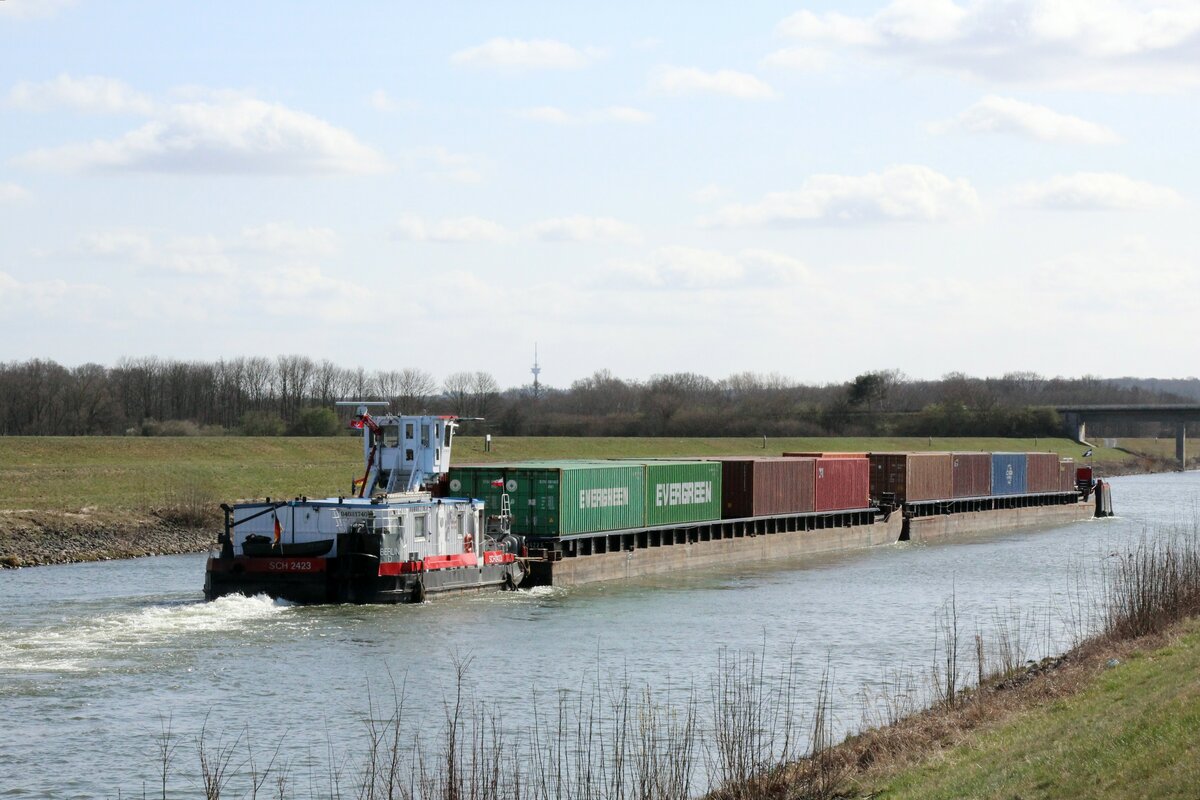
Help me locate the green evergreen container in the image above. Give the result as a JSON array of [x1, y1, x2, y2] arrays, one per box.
[[641, 461, 722, 526], [447, 461, 646, 536]]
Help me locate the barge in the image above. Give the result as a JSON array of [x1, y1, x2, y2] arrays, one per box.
[[204, 405, 1111, 604]]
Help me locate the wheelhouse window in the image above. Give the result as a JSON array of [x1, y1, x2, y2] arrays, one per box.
[[382, 425, 400, 447], [412, 513, 427, 541]]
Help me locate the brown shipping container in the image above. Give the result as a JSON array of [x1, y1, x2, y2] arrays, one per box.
[[869, 452, 953, 503], [719, 458, 815, 518], [1027, 453, 1060, 493], [1058, 459, 1076, 492], [814, 457, 870, 511], [950, 452, 992, 498], [782, 452, 868, 459]]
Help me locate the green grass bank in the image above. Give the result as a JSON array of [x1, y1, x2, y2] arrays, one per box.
[[0, 435, 1135, 514], [0, 434, 1161, 567], [853, 618, 1200, 800]]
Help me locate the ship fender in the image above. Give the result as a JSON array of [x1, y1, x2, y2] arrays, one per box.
[[411, 578, 427, 604]]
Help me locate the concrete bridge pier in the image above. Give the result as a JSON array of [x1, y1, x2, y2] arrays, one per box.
[[1063, 412, 1088, 445], [1177, 424, 1187, 471]]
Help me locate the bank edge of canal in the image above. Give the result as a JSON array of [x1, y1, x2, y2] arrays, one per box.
[[752, 532, 1200, 800]]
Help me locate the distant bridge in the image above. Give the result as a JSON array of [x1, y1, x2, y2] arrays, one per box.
[[1056, 405, 1200, 469]]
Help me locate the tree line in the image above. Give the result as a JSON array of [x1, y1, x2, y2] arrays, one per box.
[[0, 357, 1192, 437]]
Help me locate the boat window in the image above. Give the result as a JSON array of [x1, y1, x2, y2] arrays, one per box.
[[420, 424, 430, 447], [404, 422, 414, 441], [405, 449, 414, 463], [382, 425, 400, 447], [412, 514, 427, 541]]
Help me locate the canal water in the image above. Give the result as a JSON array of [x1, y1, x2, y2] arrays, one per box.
[[1, 472, 1197, 797]]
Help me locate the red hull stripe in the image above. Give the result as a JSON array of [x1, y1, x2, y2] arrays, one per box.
[[378, 560, 424, 576], [377, 550, 514, 576]]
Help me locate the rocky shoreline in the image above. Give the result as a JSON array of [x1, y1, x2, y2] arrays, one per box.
[[0, 510, 217, 568]]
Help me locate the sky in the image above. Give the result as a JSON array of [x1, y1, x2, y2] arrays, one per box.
[[1, 0, 1198, 389]]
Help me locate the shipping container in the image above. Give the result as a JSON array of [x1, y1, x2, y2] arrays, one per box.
[[719, 457, 814, 518], [950, 452, 992, 498], [814, 457, 870, 511], [991, 453, 1028, 495], [642, 461, 722, 526], [1058, 459, 1076, 492], [447, 461, 645, 536], [782, 452, 868, 459], [868, 453, 953, 503], [1077, 465, 1094, 486], [1027, 453, 1060, 493]]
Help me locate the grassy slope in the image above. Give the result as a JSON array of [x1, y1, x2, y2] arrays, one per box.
[[0, 435, 1130, 513], [869, 619, 1200, 800]]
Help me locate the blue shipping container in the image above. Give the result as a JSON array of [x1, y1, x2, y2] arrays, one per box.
[[991, 453, 1028, 495]]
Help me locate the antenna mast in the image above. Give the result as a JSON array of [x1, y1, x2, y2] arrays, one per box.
[[531, 343, 542, 398]]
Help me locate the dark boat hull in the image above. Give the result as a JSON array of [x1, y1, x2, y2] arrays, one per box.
[[240, 538, 334, 558]]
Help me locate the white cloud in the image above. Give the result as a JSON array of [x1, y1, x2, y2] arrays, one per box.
[[706, 165, 979, 227], [78, 224, 338, 272], [517, 105, 653, 125], [402, 146, 485, 184], [777, 0, 1200, 91], [81, 230, 235, 275], [692, 184, 725, 203], [929, 96, 1121, 144], [393, 215, 512, 244], [240, 223, 338, 256], [649, 66, 775, 99], [0, 182, 29, 203], [8, 74, 154, 115], [517, 106, 576, 125], [1015, 172, 1183, 209], [0, 271, 108, 313], [607, 246, 810, 289], [451, 38, 602, 70], [17, 94, 388, 175], [760, 47, 829, 71], [369, 89, 399, 112], [528, 216, 641, 243]]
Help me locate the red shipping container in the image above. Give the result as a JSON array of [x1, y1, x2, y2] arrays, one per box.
[[719, 458, 815, 518], [1026, 453, 1060, 493], [814, 457, 870, 511], [783, 452, 868, 459], [1058, 459, 1076, 492], [950, 452, 992, 498]]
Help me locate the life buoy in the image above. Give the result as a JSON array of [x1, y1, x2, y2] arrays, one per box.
[[463, 532, 474, 553]]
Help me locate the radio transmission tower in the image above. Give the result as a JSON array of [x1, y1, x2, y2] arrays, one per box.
[[531, 344, 542, 398]]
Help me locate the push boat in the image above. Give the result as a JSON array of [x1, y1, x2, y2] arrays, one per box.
[[204, 405, 527, 604]]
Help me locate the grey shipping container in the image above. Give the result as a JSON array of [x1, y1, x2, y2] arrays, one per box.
[[719, 458, 814, 518], [950, 452, 992, 498]]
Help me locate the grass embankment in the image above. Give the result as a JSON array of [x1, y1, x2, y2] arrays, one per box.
[[841, 620, 1200, 800], [0, 434, 1152, 567], [804, 530, 1200, 800], [0, 435, 1131, 515]]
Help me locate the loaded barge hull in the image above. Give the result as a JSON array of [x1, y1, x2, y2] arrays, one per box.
[[528, 494, 1098, 588]]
